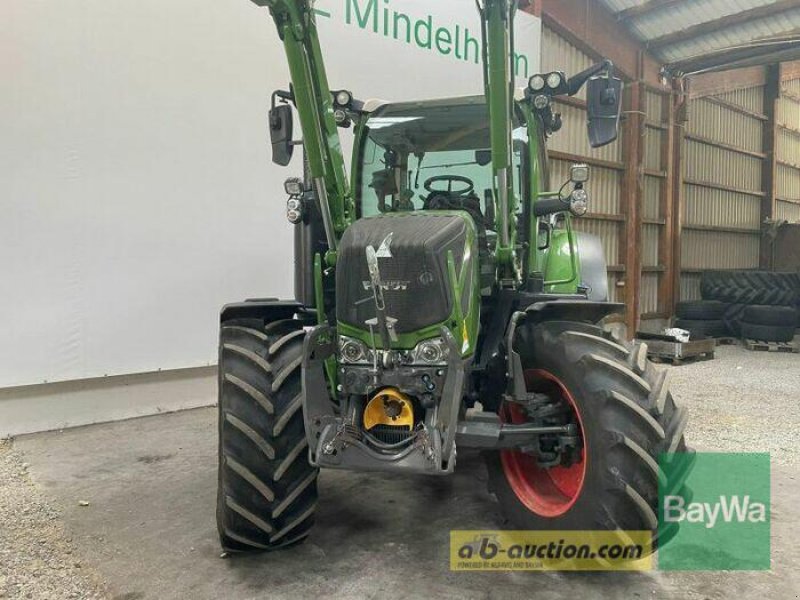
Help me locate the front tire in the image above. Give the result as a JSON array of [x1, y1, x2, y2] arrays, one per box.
[[486, 321, 693, 550], [216, 319, 318, 552]]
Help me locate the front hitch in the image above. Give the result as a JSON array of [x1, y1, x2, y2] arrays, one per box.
[[300, 324, 464, 475]]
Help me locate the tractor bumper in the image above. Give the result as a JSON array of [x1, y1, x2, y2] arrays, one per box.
[[300, 325, 463, 475]]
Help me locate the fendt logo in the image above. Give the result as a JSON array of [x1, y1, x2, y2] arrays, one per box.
[[361, 280, 409, 291], [663, 495, 767, 529]]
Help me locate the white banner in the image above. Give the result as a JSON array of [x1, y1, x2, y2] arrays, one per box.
[[315, 0, 540, 99], [0, 0, 540, 387]]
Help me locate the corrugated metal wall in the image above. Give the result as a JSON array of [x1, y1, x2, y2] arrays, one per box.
[[776, 76, 800, 223], [641, 89, 670, 316], [541, 27, 623, 303], [541, 30, 797, 320], [680, 86, 765, 300]]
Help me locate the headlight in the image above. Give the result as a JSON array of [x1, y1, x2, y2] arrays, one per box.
[[286, 197, 303, 224], [411, 337, 449, 366], [338, 336, 373, 364], [569, 187, 589, 216], [333, 108, 348, 124], [546, 72, 563, 90], [529, 74, 546, 92], [533, 94, 549, 110], [334, 90, 352, 107]]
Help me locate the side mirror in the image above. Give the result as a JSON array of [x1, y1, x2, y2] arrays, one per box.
[[269, 104, 294, 166], [586, 75, 623, 148]]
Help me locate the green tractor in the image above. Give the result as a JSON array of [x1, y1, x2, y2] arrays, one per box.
[[216, 0, 692, 553]]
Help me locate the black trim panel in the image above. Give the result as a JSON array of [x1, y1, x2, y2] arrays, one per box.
[[220, 299, 303, 324]]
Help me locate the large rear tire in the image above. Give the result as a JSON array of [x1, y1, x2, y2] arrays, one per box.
[[486, 321, 693, 551], [701, 270, 799, 306], [216, 319, 318, 552]]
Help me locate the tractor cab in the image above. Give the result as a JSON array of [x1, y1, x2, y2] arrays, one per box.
[[354, 96, 530, 227], [352, 95, 536, 298]]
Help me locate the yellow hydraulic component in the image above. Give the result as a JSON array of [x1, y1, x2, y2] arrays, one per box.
[[363, 388, 414, 431]]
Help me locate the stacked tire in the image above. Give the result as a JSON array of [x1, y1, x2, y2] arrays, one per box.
[[740, 305, 797, 343], [674, 300, 727, 339], [699, 270, 800, 342]]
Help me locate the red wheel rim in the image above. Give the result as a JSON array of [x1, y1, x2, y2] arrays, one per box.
[[500, 369, 586, 517]]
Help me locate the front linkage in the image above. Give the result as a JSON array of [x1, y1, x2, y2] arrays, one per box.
[[300, 298, 622, 475], [302, 324, 463, 473]]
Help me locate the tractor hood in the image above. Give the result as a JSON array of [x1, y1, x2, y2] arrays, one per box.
[[336, 213, 476, 340]]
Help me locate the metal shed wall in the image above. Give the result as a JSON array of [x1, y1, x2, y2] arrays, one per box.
[[680, 84, 766, 300], [640, 88, 671, 318], [776, 76, 800, 223]]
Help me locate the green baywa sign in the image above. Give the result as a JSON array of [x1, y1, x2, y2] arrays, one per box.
[[659, 452, 771, 571]]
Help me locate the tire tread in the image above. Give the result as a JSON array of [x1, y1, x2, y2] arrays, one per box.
[[217, 320, 318, 553]]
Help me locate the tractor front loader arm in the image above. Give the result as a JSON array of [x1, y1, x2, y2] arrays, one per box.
[[253, 0, 353, 257], [476, 0, 521, 282]]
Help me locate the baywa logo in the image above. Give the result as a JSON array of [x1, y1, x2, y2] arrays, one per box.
[[658, 452, 771, 571], [663, 494, 767, 529]]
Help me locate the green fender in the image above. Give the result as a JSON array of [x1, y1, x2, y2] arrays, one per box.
[[543, 229, 581, 295], [543, 229, 610, 302]]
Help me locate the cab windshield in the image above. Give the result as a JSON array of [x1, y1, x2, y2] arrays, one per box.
[[357, 98, 528, 225]]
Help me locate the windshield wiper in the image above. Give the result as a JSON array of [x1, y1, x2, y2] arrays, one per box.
[[419, 160, 479, 170]]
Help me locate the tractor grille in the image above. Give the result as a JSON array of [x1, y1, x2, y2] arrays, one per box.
[[336, 213, 473, 335], [367, 424, 415, 445]]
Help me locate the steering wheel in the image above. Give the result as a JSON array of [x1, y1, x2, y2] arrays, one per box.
[[423, 174, 475, 197]]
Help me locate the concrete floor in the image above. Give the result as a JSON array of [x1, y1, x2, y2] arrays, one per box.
[[12, 345, 800, 599]]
